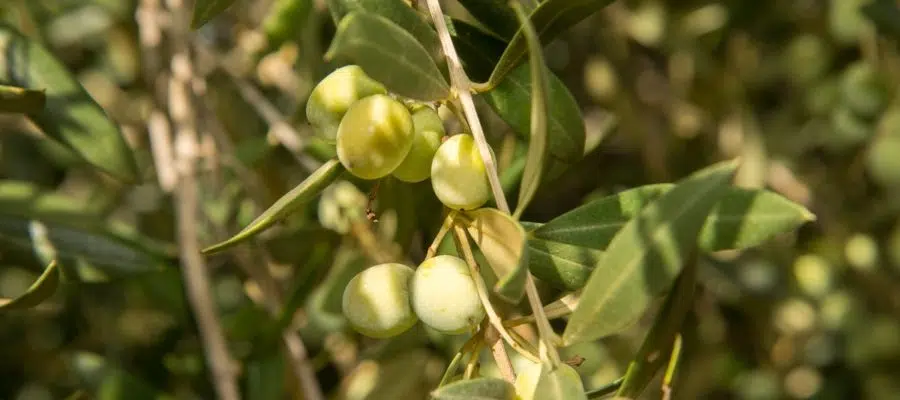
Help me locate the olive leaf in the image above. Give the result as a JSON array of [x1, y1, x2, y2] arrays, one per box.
[[191, 0, 238, 28], [262, 0, 315, 50], [202, 159, 344, 254], [484, 0, 616, 88], [532, 184, 815, 253], [0, 181, 173, 273], [247, 352, 286, 400], [454, 0, 520, 40], [0, 24, 140, 183], [0, 260, 59, 311], [431, 377, 516, 400], [530, 364, 588, 400], [512, 3, 550, 220], [562, 160, 738, 345], [0, 84, 45, 114], [449, 19, 507, 83], [483, 63, 585, 163], [326, 0, 444, 67], [615, 253, 697, 398], [326, 11, 450, 101], [527, 238, 603, 291], [460, 208, 528, 303]]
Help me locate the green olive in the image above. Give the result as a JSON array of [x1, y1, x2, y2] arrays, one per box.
[[410, 255, 484, 334], [341, 263, 418, 338], [306, 65, 387, 141], [392, 106, 445, 183], [431, 134, 490, 210], [336, 94, 415, 180]]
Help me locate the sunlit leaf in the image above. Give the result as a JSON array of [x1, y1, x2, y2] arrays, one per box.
[[0, 84, 44, 114], [431, 377, 516, 400], [202, 159, 344, 254], [527, 239, 603, 291], [616, 254, 697, 398], [326, 11, 449, 101], [532, 184, 814, 253], [485, 0, 616, 88], [483, 64, 585, 163], [512, 3, 549, 220], [191, 0, 237, 29], [0, 24, 140, 183], [0, 260, 58, 311], [562, 160, 738, 344], [460, 208, 527, 303]]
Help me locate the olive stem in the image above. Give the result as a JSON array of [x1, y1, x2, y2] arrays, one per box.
[[425, 0, 562, 368], [451, 224, 540, 366], [438, 332, 482, 387], [463, 339, 484, 379], [425, 210, 456, 259], [485, 323, 516, 383]]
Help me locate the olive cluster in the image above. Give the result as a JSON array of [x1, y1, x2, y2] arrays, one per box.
[[306, 65, 490, 210], [340, 255, 485, 338]]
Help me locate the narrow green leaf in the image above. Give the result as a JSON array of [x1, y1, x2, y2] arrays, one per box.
[[527, 239, 603, 291], [483, 63, 585, 163], [325, 12, 449, 101], [533, 184, 815, 253], [449, 19, 506, 83], [616, 254, 697, 398], [0, 260, 59, 310], [0, 181, 173, 272], [531, 364, 588, 400], [262, 0, 314, 50], [485, 0, 616, 88], [0, 84, 44, 114], [512, 3, 549, 220], [0, 24, 140, 183], [349, 0, 444, 67], [562, 160, 738, 344], [454, 0, 519, 40], [191, 0, 237, 29], [431, 377, 516, 400], [247, 353, 286, 400], [461, 208, 528, 303], [202, 159, 344, 254]]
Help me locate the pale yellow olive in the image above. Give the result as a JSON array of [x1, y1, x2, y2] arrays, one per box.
[[392, 106, 445, 183], [430, 134, 490, 210], [306, 65, 387, 141], [336, 94, 415, 180], [410, 255, 484, 334], [341, 263, 418, 338]]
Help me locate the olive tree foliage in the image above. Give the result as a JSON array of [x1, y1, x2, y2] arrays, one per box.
[[17, 0, 900, 398]]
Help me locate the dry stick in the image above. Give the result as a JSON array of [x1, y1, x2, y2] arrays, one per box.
[[424, 0, 562, 368], [164, 2, 240, 398]]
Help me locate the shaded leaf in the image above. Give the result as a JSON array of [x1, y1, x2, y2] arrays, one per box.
[[202, 158, 344, 254], [512, 3, 549, 220], [483, 63, 585, 163], [616, 253, 697, 398], [246, 352, 286, 400], [0, 24, 140, 183], [0, 84, 44, 114], [485, 0, 616, 87], [533, 184, 815, 253], [431, 377, 516, 400], [861, 0, 900, 39], [450, 19, 506, 83], [562, 160, 738, 344], [69, 352, 167, 400], [527, 239, 603, 291], [191, 0, 237, 29], [326, 11, 449, 101], [0, 260, 59, 310], [455, 0, 519, 40], [460, 208, 528, 303]]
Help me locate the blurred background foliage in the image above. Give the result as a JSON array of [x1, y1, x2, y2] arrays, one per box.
[[1, 0, 900, 399]]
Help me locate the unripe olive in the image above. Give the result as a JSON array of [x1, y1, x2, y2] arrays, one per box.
[[410, 255, 484, 334], [431, 134, 490, 210], [341, 263, 418, 338], [306, 65, 387, 141], [840, 61, 887, 120], [392, 106, 445, 183], [336, 94, 415, 180]]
